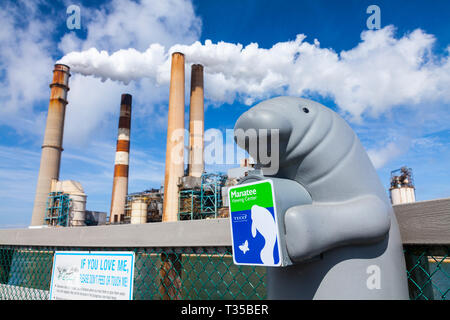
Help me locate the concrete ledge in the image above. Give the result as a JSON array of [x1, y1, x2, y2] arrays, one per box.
[[0, 218, 232, 248], [0, 197, 449, 247]]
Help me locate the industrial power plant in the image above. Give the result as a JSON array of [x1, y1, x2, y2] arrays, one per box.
[[29, 54, 422, 229], [5, 51, 449, 303], [2, 1, 449, 303], [30, 52, 255, 228]]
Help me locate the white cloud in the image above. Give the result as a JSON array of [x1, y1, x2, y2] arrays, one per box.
[[367, 141, 410, 169], [56, 23, 450, 175], [411, 136, 442, 150], [58, 0, 202, 146], [58, 0, 201, 54], [0, 1, 55, 137], [59, 26, 450, 123], [0, 0, 202, 144]]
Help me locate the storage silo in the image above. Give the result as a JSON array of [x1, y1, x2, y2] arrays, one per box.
[[49, 179, 87, 226], [130, 199, 148, 224], [389, 166, 416, 205]]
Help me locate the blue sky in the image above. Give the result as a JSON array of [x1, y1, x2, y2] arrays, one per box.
[[0, 0, 449, 228]]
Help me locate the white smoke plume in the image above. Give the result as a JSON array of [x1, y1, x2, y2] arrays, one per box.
[[58, 25, 450, 120], [58, 44, 167, 85]]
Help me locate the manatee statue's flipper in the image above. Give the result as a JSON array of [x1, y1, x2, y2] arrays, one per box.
[[285, 195, 391, 262]]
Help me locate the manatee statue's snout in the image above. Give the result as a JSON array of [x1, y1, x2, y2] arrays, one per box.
[[234, 108, 292, 140], [234, 108, 292, 139], [234, 108, 291, 173]]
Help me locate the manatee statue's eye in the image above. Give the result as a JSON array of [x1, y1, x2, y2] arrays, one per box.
[[302, 107, 309, 113]]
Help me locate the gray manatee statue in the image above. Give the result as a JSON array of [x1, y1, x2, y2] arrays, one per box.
[[234, 96, 409, 299]]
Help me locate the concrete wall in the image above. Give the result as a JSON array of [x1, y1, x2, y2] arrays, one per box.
[[0, 198, 449, 247], [0, 219, 231, 247]]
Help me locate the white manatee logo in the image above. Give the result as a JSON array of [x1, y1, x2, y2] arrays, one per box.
[[251, 204, 277, 265]]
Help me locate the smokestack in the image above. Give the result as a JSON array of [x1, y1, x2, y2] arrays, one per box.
[[188, 64, 204, 178], [162, 52, 185, 222], [30, 64, 71, 226], [110, 94, 132, 224]]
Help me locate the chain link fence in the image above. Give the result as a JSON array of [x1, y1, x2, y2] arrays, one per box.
[[404, 245, 449, 300], [0, 245, 266, 300], [0, 244, 448, 300]]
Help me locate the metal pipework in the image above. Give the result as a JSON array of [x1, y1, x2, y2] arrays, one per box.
[[30, 64, 70, 226], [162, 52, 185, 222], [188, 64, 204, 178], [110, 94, 132, 224]]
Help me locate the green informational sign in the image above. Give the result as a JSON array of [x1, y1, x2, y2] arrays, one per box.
[[229, 180, 274, 211], [228, 180, 282, 266]]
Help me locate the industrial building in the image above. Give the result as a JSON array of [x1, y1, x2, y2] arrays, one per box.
[[30, 53, 256, 228]]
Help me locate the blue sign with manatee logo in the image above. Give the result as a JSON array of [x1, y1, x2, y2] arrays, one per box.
[[228, 180, 282, 267]]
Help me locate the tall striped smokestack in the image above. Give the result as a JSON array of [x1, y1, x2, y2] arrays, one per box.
[[30, 64, 70, 226], [110, 94, 132, 224], [162, 52, 185, 222], [188, 64, 204, 178]]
